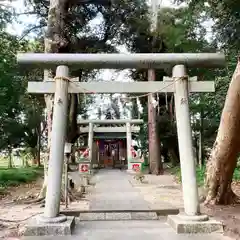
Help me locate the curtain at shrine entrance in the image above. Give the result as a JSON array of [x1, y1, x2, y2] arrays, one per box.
[[96, 139, 127, 168]]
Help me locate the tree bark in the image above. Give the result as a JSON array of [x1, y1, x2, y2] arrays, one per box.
[[198, 107, 203, 169], [204, 59, 240, 205], [39, 0, 70, 198], [36, 127, 41, 167], [8, 147, 13, 168], [148, 70, 163, 175], [147, 1, 163, 175], [66, 93, 80, 143]]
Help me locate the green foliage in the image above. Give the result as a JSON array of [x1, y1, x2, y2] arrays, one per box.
[[0, 33, 45, 154], [0, 167, 43, 193], [170, 166, 206, 186], [0, 33, 25, 150], [171, 165, 240, 186], [0, 3, 45, 157], [178, 0, 240, 51]]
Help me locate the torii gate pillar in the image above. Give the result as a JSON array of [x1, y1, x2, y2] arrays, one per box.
[[42, 66, 69, 221], [126, 122, 132, 170], [88, 122, 94, 163], [173, 65, 201, 216]]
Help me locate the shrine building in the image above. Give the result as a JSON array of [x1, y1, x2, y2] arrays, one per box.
[[76, 119, 143, 169]]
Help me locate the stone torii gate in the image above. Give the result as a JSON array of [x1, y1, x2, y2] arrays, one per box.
[[17, 53, 225, 235], [77, 119, 143, 171]]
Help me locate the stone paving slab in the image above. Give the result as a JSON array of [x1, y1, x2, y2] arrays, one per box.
[[131, 212, 158, 220], [79, 213, 105, 221], [78, 212, 159, 220], [106, 212, 131, 220]]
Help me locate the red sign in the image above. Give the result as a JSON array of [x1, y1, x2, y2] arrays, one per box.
[[79, 164, 89, 173], [132, 164, 140, 172]]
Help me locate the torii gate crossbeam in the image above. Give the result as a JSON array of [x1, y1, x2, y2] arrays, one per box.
[[17, 53, 225, 69]]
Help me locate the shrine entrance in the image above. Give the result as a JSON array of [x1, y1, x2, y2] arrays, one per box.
[[77, 119, 142, 170], [99, 139, 122, 168]]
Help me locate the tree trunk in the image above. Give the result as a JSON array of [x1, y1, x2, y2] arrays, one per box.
[[8, 147, 13, 168], [66, 94, 79, 144], [39, 153, 49, 198], [31, 147, 37, 165], [204, 59, 240, 205], [198, 107, 203, 169], [148, 70, 163, 175], [36, 127, 41, 167], [38, 0, 70, 198]]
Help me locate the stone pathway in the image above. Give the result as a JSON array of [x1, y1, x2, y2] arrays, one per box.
[[88, 169, 150, 211], [20, 169, 233, 240]]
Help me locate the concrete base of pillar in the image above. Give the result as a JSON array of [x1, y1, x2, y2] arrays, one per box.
[[21, 215, 75, 236], [167, 214, 223, 234]]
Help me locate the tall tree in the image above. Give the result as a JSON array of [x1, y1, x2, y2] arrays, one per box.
[[176, 0, 240, 204], [0, 33, 25, 155], [21, 0, 151, 198], [147, 1, 163, 175], [205, 59, 240, 204]]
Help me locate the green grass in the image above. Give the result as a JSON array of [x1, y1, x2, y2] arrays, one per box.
[[170, 165, 240, 187], [233, 167, 240, 180], [0, 167, 43, 194]]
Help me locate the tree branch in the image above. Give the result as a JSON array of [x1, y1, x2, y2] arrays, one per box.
[[19, 24, 45, 41]]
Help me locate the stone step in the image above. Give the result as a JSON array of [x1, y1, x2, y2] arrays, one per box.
[[61, 209, 179, 221], [78, 212, 159, 221]]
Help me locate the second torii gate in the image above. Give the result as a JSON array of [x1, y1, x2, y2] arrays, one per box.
[[77, 119, 143, 170], [17, 53, 225, 235]]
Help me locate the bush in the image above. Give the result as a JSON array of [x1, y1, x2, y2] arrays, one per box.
[[0, 167, 43, 189]]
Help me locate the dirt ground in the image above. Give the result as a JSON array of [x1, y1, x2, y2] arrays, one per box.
[[0, 177, 89, 239], [202, 182, 240, 240]]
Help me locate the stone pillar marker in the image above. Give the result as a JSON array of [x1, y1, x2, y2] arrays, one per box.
[[126, 122, 132, 170], [43, 65, 69, 221]]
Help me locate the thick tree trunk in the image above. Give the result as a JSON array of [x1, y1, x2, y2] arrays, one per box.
[[148, 70, 163, 175], [204, 60, 240, 205], [66, 94, 79, 143], [39, 0, 70, 198]]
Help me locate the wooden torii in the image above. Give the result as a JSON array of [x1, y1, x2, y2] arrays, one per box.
[[17, 52, 225, 233]]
